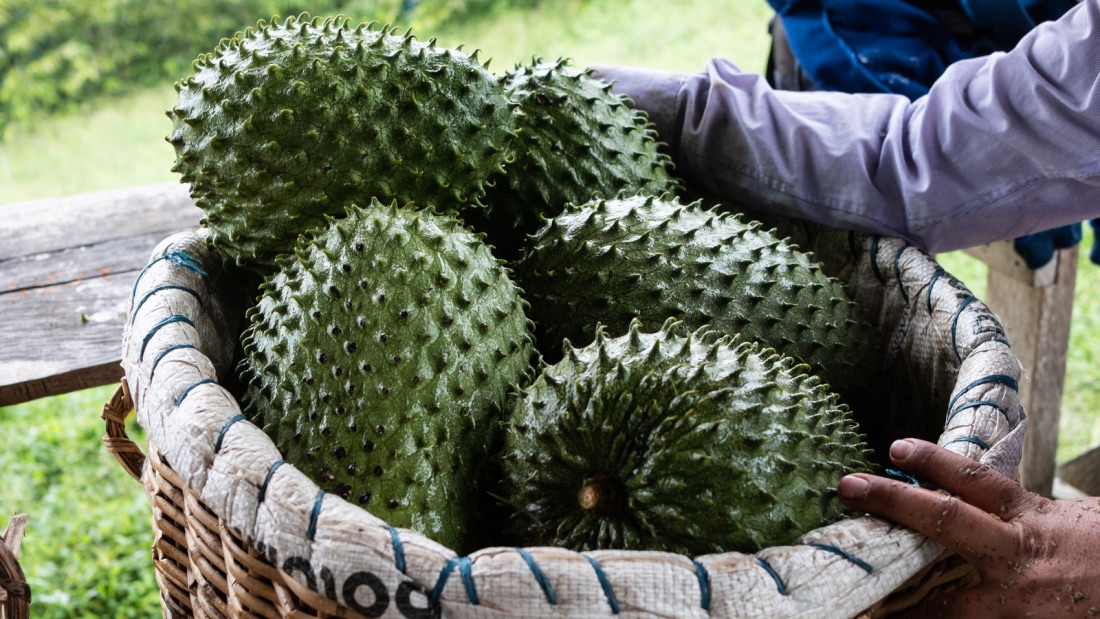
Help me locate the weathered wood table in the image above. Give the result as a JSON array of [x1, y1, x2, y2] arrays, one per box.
[[0, 182, 201, 405], [0, 181, 1089, 496]]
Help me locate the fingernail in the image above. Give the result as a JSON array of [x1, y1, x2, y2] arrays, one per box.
[[838, 475, 870, 500], [890, 439, 914, 461]]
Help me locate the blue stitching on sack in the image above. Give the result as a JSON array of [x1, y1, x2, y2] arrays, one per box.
[[583, 554, 621, 614], [431, 558, 458, 607], [945, 400, 1009, 427], [951, 295, 978, 362], [140, 314, 195, 361], [693, 560, 711, 611], [927, 268, 946, 314], [870, 236, 885, 283], [258, 460, 285, 503], [432, 556, 480, 607], [130, 285, 202, 325], [886, 468, 921, 487], [150, 343, 197, 380], [893, 243, 911, 304], [805, 544, 874, 574], [130, 251, 207, 305], [174, 378, 214, 406], [458, 556, 479, 605], [214, 414, 247, 453], [131, 257, 165, 305], [166, 251, 207, 275], [515, 548, 557, 605], [756, 556, 788, 596], [947, 375, 1019, 413], [946, 436, 990, 450], [387, 524, 407, 574], [307, 489, 324, 541]]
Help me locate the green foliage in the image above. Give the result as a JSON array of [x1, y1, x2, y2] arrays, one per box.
[[1, 0, 322, 136], [0, 0, 545, 138], [1057, 229, 1100, 461], [1, 385, 161, 618], [341, 0, 539, 30], [0, 87, 179, 202]]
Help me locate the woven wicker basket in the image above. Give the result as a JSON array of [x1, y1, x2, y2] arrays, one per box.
[[108, 224, 1025, 618], [0, 515, 30, 619]]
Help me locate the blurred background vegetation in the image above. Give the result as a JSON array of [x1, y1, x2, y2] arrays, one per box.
[[0, 0, 542, 138], [1, 0, 1097, 617]]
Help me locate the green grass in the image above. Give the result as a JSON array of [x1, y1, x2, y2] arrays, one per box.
[[0, 2, 773, 616], [0, 87, 180, 203], [1058, 230, 1100, 460], [1, 386, 160, 618], [430, 0, 774, 73]]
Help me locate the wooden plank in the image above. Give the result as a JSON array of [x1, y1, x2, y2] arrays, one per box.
[[1, 230, 188, 294], [964, 239, 1057, 287], [0, 182, 199, 261], [0, 183, 202, 406], [1058, 445, 1100, 496], [982, 245, 1077, 497]]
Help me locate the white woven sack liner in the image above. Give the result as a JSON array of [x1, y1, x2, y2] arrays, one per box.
[[122, 227, 1025, 618]]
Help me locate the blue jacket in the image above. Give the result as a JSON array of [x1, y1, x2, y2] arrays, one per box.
[[769, 0, 1088, 267], [768, 0, 1077, 98]]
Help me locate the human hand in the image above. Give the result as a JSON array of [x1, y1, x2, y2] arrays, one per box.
[[838, 438, 1100, 618]]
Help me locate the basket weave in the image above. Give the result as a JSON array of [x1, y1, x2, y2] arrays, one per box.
[[110, 226, 1024, 618], [0, 514, 30, 619]]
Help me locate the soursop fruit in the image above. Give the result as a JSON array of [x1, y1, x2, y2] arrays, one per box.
[[498, 319, 875, 555], [469, 58, 681, 260], [167, 13, 518, 274], [239, 199, 536, 552], [514, 194, 877, 404]]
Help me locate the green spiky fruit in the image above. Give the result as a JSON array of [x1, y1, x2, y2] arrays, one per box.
[[240, 199, 536, 552], [499, 319, 875, 555], [167, 13, 518, 274], [469, 58, 681, 260], [514, 194, 877, 404]]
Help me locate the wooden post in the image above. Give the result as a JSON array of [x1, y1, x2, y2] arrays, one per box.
[[1058, 446, 1100, 495], [967, 241, 1077, 497]]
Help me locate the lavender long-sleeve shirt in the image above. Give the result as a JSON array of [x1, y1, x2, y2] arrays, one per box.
[[593, 0, 1100, 253]]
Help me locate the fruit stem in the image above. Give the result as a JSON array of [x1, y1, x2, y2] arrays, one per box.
[[578, 471, 626, 516]]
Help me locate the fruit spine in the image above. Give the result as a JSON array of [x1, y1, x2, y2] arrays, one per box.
[[167, 13, 517, 273], [498, 319, 874, 555], [514, 193, 878, 403], [240, 199, 536, 552], [470, 57, 681, 260]]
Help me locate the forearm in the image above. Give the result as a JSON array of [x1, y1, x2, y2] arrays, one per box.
[[597, 0, 1100, 252]]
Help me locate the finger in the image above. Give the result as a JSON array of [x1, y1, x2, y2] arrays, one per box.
[[838, 473, 1013, 564], [888, 439, 1042, 520]]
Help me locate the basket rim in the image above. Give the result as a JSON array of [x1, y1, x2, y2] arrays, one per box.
[[118, 228, 1024, 618]]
